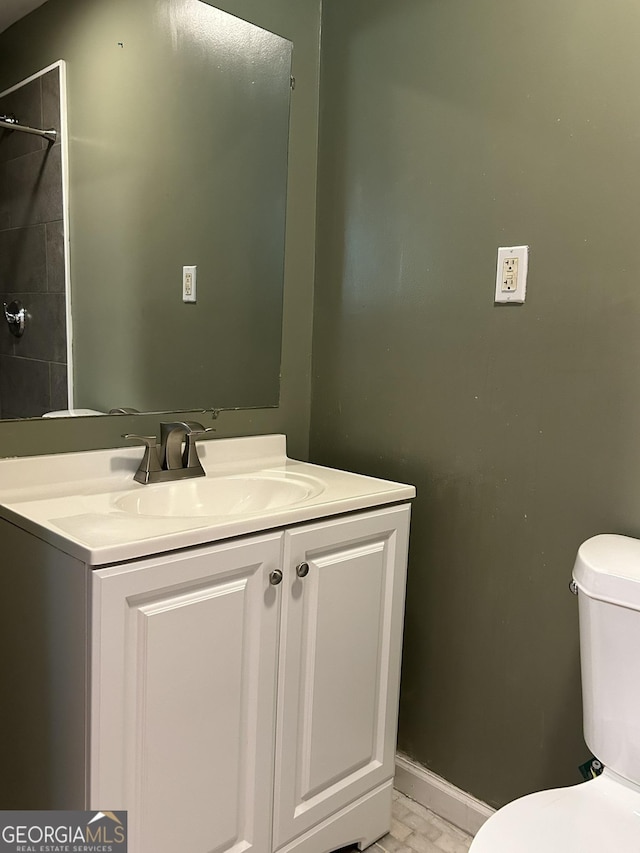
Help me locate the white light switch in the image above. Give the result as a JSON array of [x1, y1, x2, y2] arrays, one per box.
[[183, 265, 197, 303], [495, 246, 528, 304]]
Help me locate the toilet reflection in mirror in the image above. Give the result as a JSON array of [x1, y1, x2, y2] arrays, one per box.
[[0, 0, 293, 419]]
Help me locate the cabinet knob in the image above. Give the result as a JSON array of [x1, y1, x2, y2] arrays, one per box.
[[296, 562, 310, 578], [269, 569, 283, 586]]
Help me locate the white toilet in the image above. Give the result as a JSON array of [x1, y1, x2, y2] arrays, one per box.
[[470, 533, 640, 852]]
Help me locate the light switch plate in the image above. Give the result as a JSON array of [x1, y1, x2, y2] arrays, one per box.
[[183, 265, 197, 303], [495, 246, 528, 304]]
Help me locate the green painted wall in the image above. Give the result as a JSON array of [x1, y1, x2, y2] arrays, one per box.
[[0, 0, 320, 459], [6, 0, 640, 814], [311, 0, 640, 808]]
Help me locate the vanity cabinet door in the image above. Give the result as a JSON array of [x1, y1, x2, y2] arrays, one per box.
[[90, 533, 283, 853], [273, 504, 411, 849]]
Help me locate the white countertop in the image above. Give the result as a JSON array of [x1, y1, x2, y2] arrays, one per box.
[[0, 435, 415, 566]]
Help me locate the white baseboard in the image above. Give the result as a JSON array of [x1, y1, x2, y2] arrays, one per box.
[[394, 753, 495, 837]]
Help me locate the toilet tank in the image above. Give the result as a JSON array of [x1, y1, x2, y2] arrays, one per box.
[[573, 534, 640, 785]]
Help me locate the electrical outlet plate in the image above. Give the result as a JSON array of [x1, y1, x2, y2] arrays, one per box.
[[495, 245, 528, 304], [183, 265, 197, 303]]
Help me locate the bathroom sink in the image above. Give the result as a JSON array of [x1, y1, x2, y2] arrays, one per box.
[[114, 472, 324, 518], [0, 435, 415, 564]]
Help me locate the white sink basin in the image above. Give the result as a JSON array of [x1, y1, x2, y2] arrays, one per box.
[[0, 435, 415, 564], [114, 472, 324, 518]]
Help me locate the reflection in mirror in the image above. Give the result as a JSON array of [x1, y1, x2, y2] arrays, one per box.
[[0, 0, 293, 420], [0, 61, 68, 418]]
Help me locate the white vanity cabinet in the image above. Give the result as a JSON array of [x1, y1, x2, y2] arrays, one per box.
[[0, 436, 415, 853], [273, 509, 409, 850], [89, 504, 410, 853], [90, 533, 283, 853]]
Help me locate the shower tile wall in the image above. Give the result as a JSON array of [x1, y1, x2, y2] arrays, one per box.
[[0, 67, 67, 418]]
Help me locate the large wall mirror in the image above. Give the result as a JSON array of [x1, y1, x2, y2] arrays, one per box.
[[0, 0, 292, 420]]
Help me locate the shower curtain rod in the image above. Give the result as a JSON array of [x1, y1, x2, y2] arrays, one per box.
[[0, 116, 57, 142]]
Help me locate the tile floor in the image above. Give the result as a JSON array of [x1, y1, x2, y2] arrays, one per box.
[[370, 790, 474, 853]]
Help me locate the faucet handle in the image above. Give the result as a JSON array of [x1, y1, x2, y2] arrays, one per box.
[[182, 427, 215, 471], [123, 433, 162, 484], [184, 426, 216, 439], [123, 432, 157, 445]]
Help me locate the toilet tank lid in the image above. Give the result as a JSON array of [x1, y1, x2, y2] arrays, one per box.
[[573, 534, 640, 609]]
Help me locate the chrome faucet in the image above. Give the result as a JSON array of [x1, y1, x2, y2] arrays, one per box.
[[124, 421, 213, 484]]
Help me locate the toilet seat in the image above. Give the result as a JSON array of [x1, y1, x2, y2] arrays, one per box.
[[470, 770, 640, 852]]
